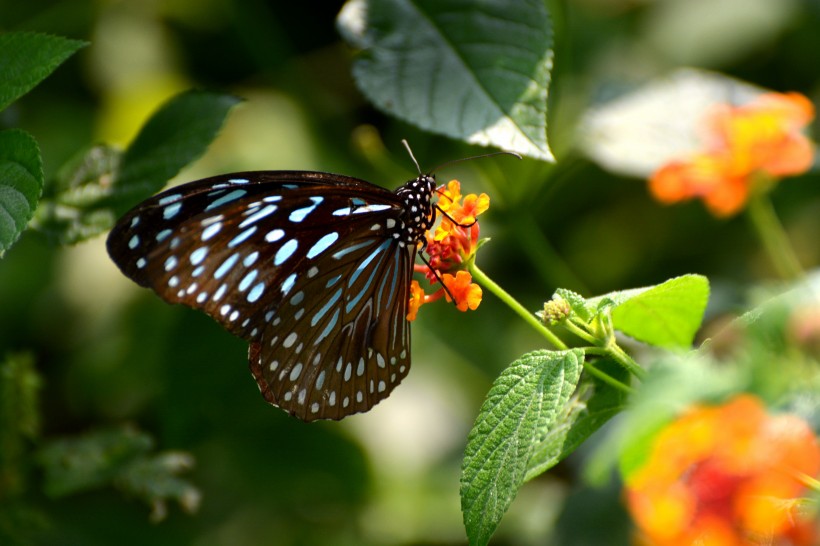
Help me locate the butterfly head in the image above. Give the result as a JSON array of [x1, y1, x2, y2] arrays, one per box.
[[394, 174, 437, 246]]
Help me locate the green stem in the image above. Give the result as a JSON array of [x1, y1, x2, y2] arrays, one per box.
[[470, 264, 647, 382], [746, 192, 804, 281], [567, 319, 645, 380], [469, 264, 568, 350], [561, 319, 597, 345], [582, 359, 635, 394], [605, 343, 646, 380]]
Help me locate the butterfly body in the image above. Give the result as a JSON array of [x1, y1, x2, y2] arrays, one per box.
[[107, 170, 437, 421]]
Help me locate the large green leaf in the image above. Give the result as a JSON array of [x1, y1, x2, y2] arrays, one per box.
[[31, 91, 240, 244], [339, 0, 554, 161], [524, 358, 630, 482], [0, 31, 87, 112], [460, 349, 583, 546], [592, 275, 710, 348], [115, 90, 242, 213], [0, 130, 44, 256]]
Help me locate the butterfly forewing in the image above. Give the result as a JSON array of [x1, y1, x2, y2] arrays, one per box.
[[107, 170, 433, 420]]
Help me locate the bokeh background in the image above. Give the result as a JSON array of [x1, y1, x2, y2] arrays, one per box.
[[1, 0, 819, 544]]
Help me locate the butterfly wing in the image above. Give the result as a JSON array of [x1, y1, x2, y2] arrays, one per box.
[[249, 220, 415, 421], [107, 170, 417, 420]]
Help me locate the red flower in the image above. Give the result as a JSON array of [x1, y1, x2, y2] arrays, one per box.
[[625, 395, 820, 545], [649, 92, 816, 217], [407, 180, 487, 321]]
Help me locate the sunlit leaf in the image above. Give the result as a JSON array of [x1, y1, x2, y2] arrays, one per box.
[[525, 358, 629, 481], [591, 275, 710, 348], [461, 349, 583, 546]]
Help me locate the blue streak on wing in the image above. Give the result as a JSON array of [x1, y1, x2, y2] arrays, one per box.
[[312, 288, 343, 327], [348, 240, 391, 287], [332, 239, 375, 260], [205, 189, 247, 211], [376, 248, 400, 311], [345, 241, 390, 313], [316, 309, 341, 346]]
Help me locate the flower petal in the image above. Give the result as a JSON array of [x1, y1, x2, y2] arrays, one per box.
[[442, 270, 482, 312], [407, 280, 425, 321]]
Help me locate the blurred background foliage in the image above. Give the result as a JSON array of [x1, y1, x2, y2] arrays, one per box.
[[1, 0, 819, 544]]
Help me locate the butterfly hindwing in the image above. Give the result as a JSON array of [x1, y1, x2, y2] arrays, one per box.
[[249, 228, 415, 421]]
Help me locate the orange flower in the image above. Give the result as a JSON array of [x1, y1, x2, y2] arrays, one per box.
[[649, 92, 815, 217], [408, 180, 487, 321], [406, 280, 426, 321], [625, 394, 820, 546], [442, 270, 483, 312]]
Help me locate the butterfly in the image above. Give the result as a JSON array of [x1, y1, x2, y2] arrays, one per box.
[[107, 160, 445, 422]]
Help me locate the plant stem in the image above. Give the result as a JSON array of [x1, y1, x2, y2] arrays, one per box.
[[561, 319, 598, 345], [469, 264, 568, 350], [582, 358, 635, 394], [746, 192, 804, 281], [604, 343, 646, 380]]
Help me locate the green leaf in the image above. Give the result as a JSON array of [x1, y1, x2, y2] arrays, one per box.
[[461, 349, 583, 546], [115, 90, 242, 213], [592, 275, 710, 348], [340, 0, 554, 161], [0, 353, 41, 500], [51, 143, 122, 200], [0, 130, 44, 256], [0, 32, 87, 112], [31, 91, 239, 245], [524, 358, 629, 481], [554, 288, 594, 322], [37, 426, 199, 521], [31, 144, 122, 245]]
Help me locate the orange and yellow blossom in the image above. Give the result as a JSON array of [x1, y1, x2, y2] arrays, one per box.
[[649, 92, 815, 217], [441, 270, 482, 312], [625, 394, 820, 546], [407, 180, 487, 321]]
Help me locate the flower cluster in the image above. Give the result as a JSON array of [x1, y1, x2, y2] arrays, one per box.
[[625, 395, 820, 546], [649, 92, 815, 217], [407, 180, 487, 321]]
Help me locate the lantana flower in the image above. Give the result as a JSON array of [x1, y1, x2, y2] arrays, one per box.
[[649, 92, 816, 217], [625, 394, 820, 546], [407, 180, 488, 321]]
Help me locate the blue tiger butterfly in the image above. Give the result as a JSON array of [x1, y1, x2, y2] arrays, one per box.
[[107, 144, 517, 421]]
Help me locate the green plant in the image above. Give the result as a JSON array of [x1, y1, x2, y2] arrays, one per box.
[[2, 2, 819, 545]]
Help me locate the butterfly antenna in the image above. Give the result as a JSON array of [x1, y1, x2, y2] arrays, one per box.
[[402, 139, 423, 175], [428, 150, 522, 174]]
